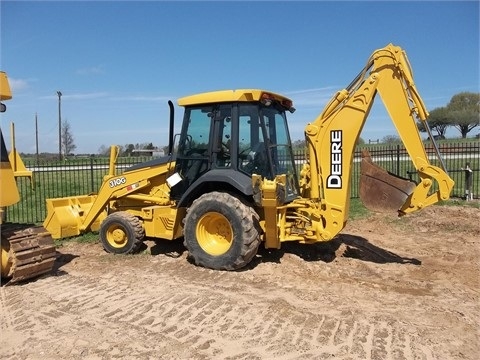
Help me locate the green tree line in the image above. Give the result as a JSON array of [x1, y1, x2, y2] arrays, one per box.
[[417, 92, 479, 139]]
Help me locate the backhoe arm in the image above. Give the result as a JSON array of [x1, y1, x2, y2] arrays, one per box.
[[303, 44, 453, 229], [373, 45, 454, 213]]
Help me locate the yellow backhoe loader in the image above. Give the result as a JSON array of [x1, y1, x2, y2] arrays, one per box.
[[1, 71, 56, 284], [44, 44, 454, 270]]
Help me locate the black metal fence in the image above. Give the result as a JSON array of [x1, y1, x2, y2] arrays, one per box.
[[6, 142, 479, 224]]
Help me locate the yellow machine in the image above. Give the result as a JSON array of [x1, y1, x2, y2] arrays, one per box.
[[0, 71, 56, 284], [44, 44, 454, 270]]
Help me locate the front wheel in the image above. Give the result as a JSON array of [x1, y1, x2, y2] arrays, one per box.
[[100, 212, 145, 254], [183, 192, 261, 270]]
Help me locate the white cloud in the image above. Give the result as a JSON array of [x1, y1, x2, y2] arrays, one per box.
[[121, 95, 174, 102], [76, 129, 164, 136], [63, 92, 110, 100], [284, 87, 338, 96], [38, 92, 174, 102], [39, 92, 110, 100], [284, 87, 339, 108], [8, 78, 31, 92], [76, 65, 105, 75]]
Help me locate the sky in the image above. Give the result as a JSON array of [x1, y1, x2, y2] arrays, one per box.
[[1, 0, 479, 155]]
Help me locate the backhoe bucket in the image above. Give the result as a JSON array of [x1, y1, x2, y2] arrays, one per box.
[[359, 149, 416, 213], [43, 195, 107, 239]]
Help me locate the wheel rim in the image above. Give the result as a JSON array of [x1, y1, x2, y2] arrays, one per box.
[[105, 225, 128, 249], [196, 212, 233, 256]]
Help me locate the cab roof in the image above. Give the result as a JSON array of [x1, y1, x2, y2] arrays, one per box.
[[177, 89, 292, 107]]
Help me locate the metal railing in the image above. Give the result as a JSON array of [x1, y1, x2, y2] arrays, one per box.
[[6, 142, 479, 224]]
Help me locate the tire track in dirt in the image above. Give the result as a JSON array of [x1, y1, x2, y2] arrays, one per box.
[[4, 205, 478, 359], [2, 274, 194, 359], [0, 288, 25, 359], [1, 254, 437, 360]]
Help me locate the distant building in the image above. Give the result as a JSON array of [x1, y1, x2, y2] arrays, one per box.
[[131, 149, 165, 157]]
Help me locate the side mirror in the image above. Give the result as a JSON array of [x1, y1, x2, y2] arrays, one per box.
[[0, 103, 5, 113]]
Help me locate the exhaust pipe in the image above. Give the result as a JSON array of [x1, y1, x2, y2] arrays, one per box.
[[168, 100, 174, 156]]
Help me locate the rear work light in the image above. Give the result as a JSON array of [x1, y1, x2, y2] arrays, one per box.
[[260, 92, 296, 113], [260, 92, 275, 106]]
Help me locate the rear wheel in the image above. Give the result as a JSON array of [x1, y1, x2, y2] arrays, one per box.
[[100, 212, 144, 254], [183, 192, 261, 270]]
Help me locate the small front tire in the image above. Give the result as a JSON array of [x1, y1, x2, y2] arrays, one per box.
[[100, 212, 144, 254]]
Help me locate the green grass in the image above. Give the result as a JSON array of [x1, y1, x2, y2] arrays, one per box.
[[6, 168, 107, 224], [54, 232, 99, 247], [348, 198, 371, 220], [438, 198, 480, 209], [74, 232, 100, 243]]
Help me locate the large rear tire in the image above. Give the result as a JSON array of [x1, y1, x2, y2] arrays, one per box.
[[183, 192, 261, 270], [100, 212, 144, 254]]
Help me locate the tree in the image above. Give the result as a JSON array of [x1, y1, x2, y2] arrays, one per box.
[[382, 135, 400, 144], [123, 143, 135, 156], [162, 145, 171, 155], [292, 139, 306, 150], [446, 92, 479, 138], [98, 145, 110, 156], [61, 119, 76, 156], [418, 107, 450, 138]]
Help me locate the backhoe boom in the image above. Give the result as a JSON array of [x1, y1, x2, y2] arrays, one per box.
[[301, 43, 454, 240]]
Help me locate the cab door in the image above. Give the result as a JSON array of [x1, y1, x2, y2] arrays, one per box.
[[170, 106, 213, 200]]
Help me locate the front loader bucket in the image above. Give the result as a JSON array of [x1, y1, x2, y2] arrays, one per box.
[[43, 195, 107, 239], [359, 149, 416, 213]]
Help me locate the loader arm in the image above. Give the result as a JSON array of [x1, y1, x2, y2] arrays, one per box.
[[303, 44, 454, 231], [44, 146, 176, 238]]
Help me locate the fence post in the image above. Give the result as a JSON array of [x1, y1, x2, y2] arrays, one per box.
[[90, 155, 95, 193], [463, 162, 473, 201], [396, 144, 400, 176]]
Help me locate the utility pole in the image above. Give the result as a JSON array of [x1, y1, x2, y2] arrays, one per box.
[[57, 91, 62, 160], [35, 113, 39, 165]]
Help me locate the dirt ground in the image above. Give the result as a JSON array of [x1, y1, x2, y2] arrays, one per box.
[[1, 204, 479, 360]]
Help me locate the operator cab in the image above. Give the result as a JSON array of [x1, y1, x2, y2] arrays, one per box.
[[170, 89, 300, 204]]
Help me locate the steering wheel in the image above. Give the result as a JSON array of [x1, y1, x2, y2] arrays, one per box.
[[186, 148, 206, 157]]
